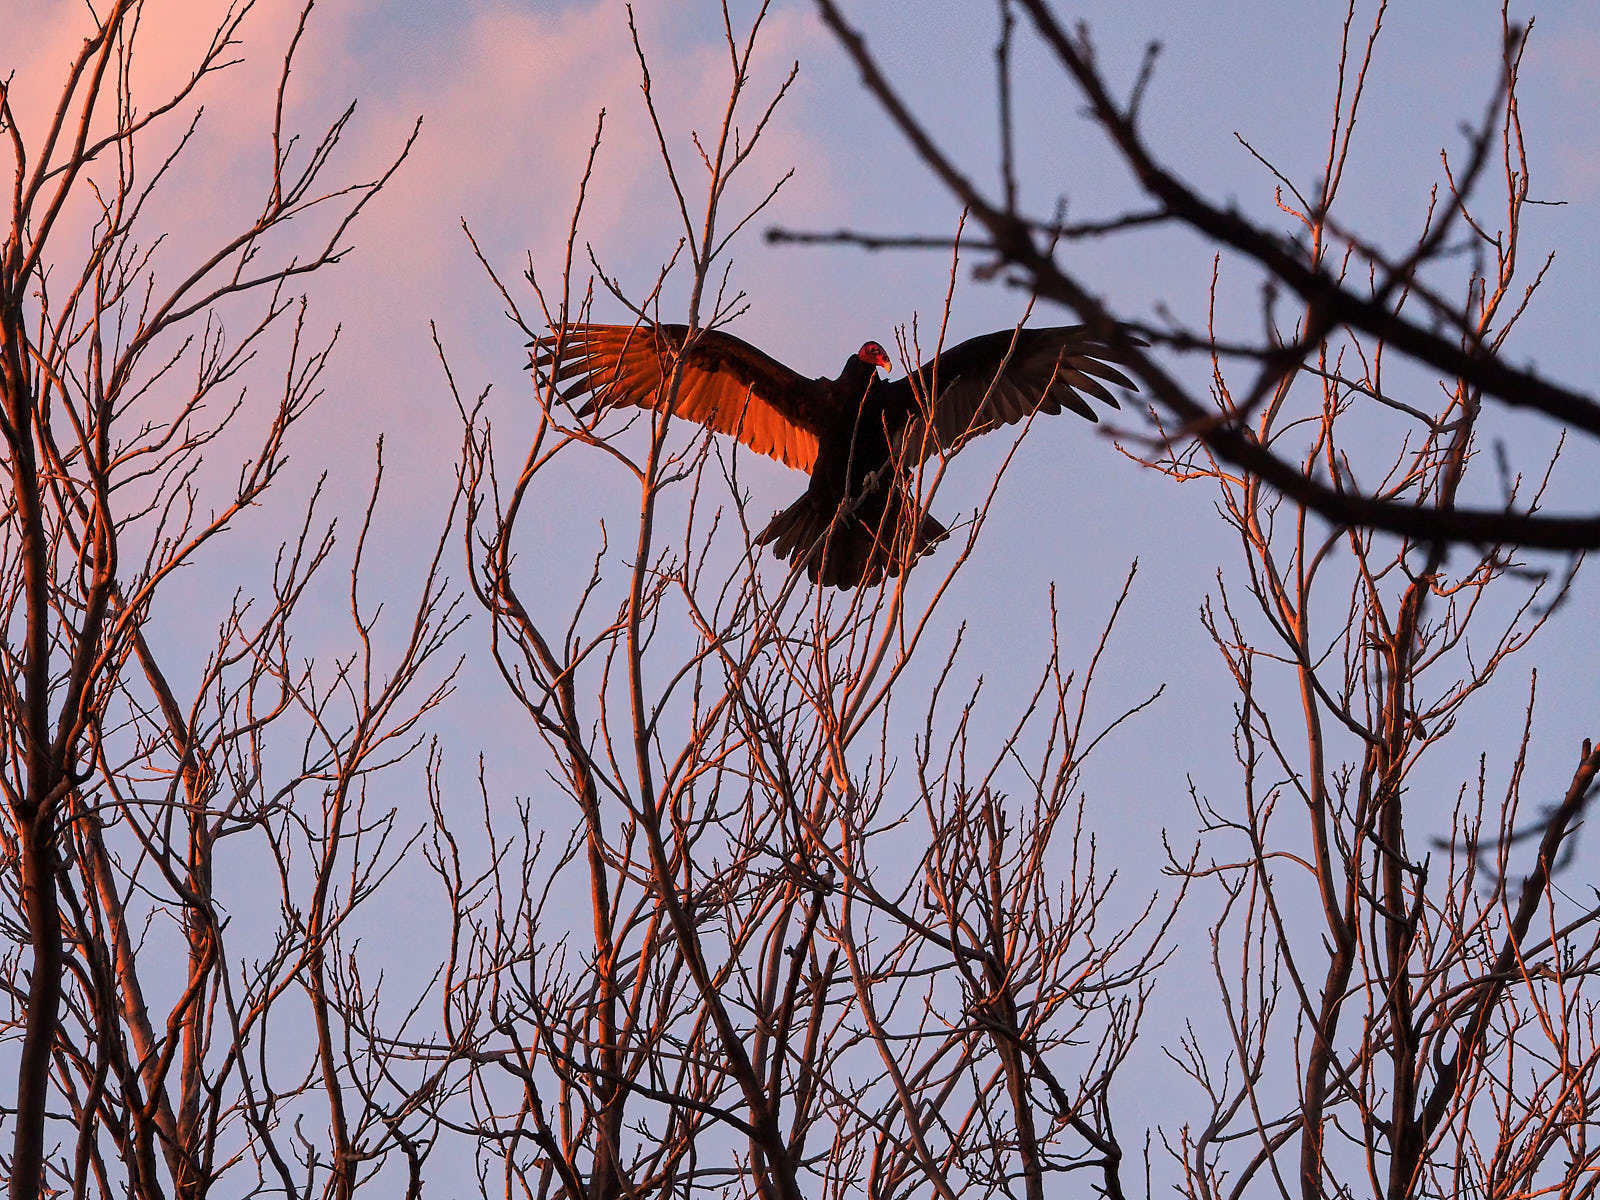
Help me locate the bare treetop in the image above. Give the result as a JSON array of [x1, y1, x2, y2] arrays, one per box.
[[786, 0, 1600, 550]]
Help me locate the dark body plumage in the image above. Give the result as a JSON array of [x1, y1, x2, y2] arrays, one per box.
[[531, 322, 1140, 588]]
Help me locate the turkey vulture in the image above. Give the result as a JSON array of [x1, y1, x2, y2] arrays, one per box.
[[530, 321, 1140, 588]]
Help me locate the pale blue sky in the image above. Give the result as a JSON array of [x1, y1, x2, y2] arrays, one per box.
[[10, 0, 1597, 1184], [331, 0, 1600, 1136]]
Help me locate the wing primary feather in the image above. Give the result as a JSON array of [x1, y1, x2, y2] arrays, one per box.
[[528, 322, 822, 472]]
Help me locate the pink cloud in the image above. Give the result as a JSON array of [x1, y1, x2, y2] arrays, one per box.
[[4, 0, 841, 528], [6, 2, 314, 148], [340, 2, 834, 286]]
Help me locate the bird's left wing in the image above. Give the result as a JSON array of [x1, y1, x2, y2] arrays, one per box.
[[888, 325, 1142, 465], [531, 323, 825, 471]]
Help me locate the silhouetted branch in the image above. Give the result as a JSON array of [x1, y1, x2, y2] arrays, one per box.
[[807, 0, 1600, 549]]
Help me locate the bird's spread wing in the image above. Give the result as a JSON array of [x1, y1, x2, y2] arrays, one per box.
[[531, 323, 824, 471], [888, 326, 1142, 464]]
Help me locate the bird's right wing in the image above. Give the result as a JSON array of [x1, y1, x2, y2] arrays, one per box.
[[531, 323, 825, 472]]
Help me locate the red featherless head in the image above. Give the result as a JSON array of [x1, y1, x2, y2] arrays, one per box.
[[857, 341, 892, 371]]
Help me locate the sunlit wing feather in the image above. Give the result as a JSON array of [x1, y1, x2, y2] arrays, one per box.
[[530, 323, 824, 471], [890, 326, 1143, 464]]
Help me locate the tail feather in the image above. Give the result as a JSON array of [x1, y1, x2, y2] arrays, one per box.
[[757, 486, 947, 589]]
